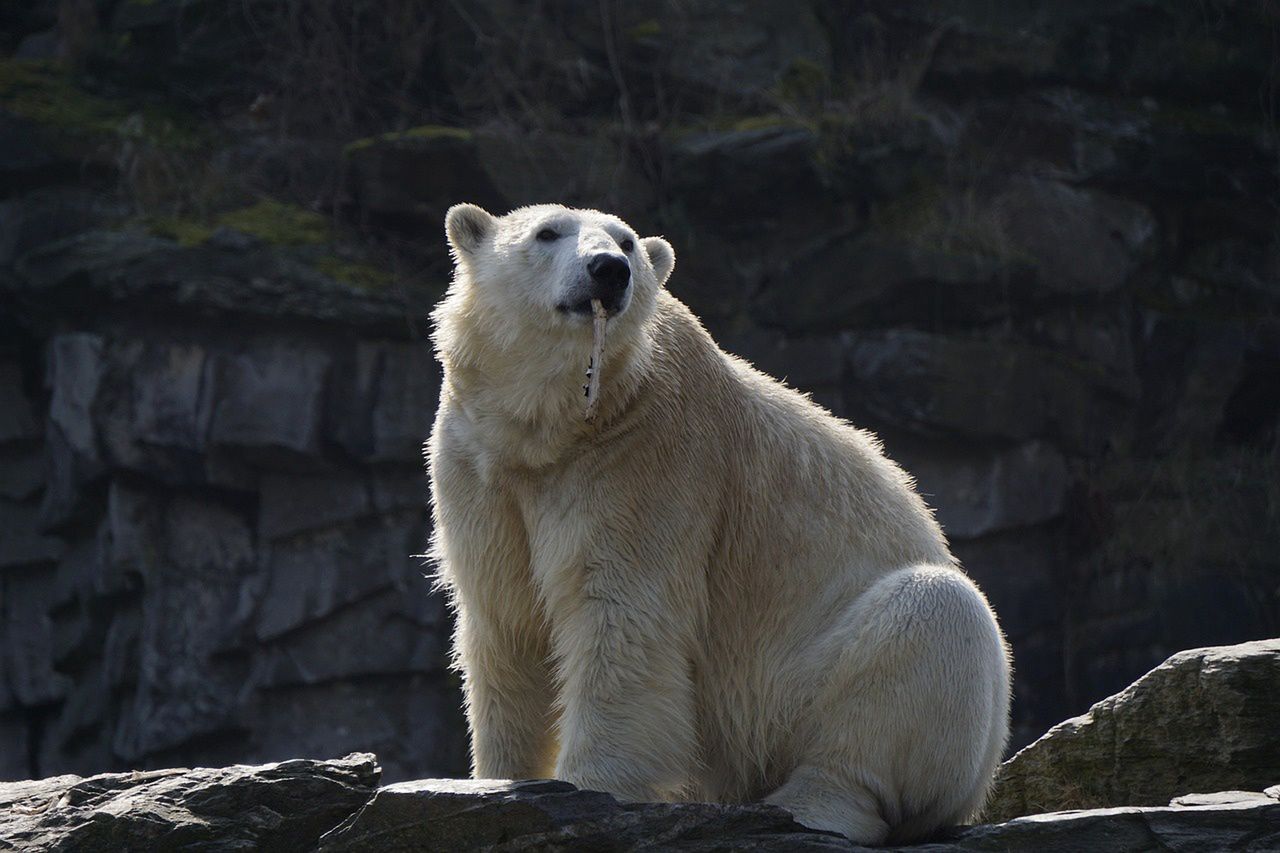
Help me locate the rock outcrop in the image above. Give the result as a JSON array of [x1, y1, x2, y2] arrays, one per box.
[[0, 753, 379, 852], [2, 0, 1277, 783], [2, 759, 1277, 852], [986, 639, 1280, 822]]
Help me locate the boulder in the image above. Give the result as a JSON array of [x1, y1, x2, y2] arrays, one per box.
[[12, 230, 414, 333], [1, 757, 1278, 851], [753, 232, 1035, 333], [986, 639, 1280, 822], [890, 438, 1070, 539], [252, 513, 426, 642], [318, 778, 1280, 852], [0, 753, 380, 852], [992, 177, 1156, 295], [207, 341, 330, 463], [846, 329, 1136, 454], [0, 362, 38, 446]]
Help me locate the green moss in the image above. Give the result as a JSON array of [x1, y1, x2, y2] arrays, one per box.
[[627, 19, 662, 40], [729, 113, 810, 133], [145, 217, 214, 246], [141, 200, 331, 248], [312, 256, 395, 290], [216, 200, 330, 246], [0, 57, 201, 148], [343, 124, 473, 155], [772, 57, 829, 110], [0, 58, 126, 136]]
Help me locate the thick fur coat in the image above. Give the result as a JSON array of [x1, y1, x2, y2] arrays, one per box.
[[427, 203, 1011, 844]]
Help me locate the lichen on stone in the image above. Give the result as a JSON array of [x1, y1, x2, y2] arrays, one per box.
[[343, 125, 473, 156]]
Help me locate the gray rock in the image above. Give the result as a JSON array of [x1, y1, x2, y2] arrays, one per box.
[[986, 639, 1280, 822], [0, 500, 65, 568], [367, 342, 439, 463], [369, 468, 429, 514], [250, 587, 444, 688], [44, 334, 104, 464], [653, 1, 830, 102], [327, 342, 439, 464], [317, 776, 1280, 852], [754, 233, 1034, 333], [1, 564, 71, 706], [893, 439, 1070, 539], [0, 447, 45, 502], [0, 713, 28, 780], [846, 329, 1136, 454], [258, 469, 372, 540], [343, 126, 505, 235], [724, 330, 846, 391], [254, 513, 425, 641], [0, 187, 118, 268], [39, 334, 105, 528], [122, 340, 213, 454], [940, 797, 1280, 853], [0, 753, 380, 852], [247, 677, 467, 783], [0, 362, 38, 445], [993, 177, 1157, 295], [113, 496, 256, 761], [208, 341, 330, 462], [318, 778, 823, 852], [671, 127, 824, 225], [13, 230, 415, 333], [474, 125, 656, 213]]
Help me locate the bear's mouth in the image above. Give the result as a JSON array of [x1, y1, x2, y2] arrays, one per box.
[[556, 295, 627, 318]]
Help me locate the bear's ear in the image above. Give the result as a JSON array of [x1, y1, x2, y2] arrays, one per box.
[[642, 236, 675, 286], [445, 203, 496, 256]]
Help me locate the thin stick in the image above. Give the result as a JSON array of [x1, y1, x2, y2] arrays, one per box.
[[584, 299, 608, 422]]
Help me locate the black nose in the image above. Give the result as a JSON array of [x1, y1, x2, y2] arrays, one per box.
[[588, 253, 630, 296]]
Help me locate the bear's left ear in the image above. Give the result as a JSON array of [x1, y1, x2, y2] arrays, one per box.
[[445, 203, 496, 257], [642, 236, 675, 286]]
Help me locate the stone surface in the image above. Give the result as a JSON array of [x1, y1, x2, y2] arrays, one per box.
[[208, 341, 330, 461], [253, 513, 425, 641], [892, 439, 1070, 539], [992, 177, 1156, 295], [846, 329, 1136, 454], [0, 753, 380, 852], [0, 362, 38, 445], [0, 0, 1277, 796], [315, 777, 1280, 852], [12, 230, 414, 333], [986, 640, 1280, 822]]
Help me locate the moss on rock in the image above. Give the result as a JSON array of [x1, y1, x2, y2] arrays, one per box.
[[343, 125, 473, 156]]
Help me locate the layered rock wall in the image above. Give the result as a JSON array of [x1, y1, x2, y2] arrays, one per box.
[[1, 0, 1277, 780]]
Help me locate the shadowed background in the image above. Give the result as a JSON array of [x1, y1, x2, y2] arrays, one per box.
[[0, 0, 1277, 783]]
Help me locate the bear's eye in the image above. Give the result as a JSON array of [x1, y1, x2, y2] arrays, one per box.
[[620, 238, 635, 253], [536, 228, 560, 242]]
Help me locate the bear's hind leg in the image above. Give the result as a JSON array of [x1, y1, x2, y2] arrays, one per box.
[[766, 565, 1010, 845]]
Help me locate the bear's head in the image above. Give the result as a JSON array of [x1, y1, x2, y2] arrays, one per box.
[[442, 203, 675, 334]]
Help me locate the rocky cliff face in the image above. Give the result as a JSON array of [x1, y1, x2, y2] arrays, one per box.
[[2, 643, 1277, 851], [1, 0, 1278, 782]]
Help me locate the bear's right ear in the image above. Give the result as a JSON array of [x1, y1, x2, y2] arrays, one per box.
[[642, 236, 675, 286], [445, 203, 496, 257]]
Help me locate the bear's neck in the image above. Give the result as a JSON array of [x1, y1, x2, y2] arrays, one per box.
[[434, 291, 656, 469]]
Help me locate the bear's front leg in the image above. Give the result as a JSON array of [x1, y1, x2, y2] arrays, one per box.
[[455, 609, 558, 780], [547, 554, 700, 802]]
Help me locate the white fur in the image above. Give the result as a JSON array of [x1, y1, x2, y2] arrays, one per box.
[[427, 204, 1011, 844]]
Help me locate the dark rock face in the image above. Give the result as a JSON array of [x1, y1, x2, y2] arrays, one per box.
[[0, 753, 380, 852], [1, 0, 1277, 790], [986, 639, 1280, 822], [2, 758, 1277, 852], [1, 645, 1278, 850]]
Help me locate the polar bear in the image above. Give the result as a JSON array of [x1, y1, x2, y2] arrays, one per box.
[[427, 203, 1011, 844]]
